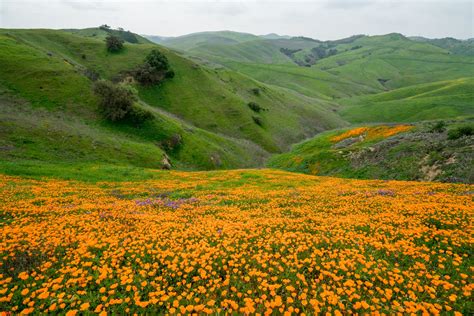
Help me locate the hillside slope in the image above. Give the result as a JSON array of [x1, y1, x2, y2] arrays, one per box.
[[0, 28, 347, 173], [268, 121, 474, 183], [340, 78, 474, 122], [158, 32, 474, 123]]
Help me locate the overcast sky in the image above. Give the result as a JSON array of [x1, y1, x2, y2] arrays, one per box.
[[1, 0, 472, 40]]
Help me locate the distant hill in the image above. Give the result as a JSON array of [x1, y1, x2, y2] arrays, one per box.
[[160, 31, 474, 123], [64, 27, 152, 44], [259, 33, 292, 40], [156, 31, 260, 51], [409, 36, 474, 56]]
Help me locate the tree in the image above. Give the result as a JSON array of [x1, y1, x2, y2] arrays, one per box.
[[93, 80, 135, 121], [134, 49, 174, 85], [145, 49, 170, 72], [106, 34, 124, 52]]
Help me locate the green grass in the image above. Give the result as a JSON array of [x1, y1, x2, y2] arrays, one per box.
[[340, 78, 474, 122]]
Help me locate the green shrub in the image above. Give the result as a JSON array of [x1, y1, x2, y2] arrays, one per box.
[[106, 34, 124, 52], [134, 63, 165, 85], [430, 121, 446, 133], [145, 49, 170, 71], [127, 105, 154, 125], [251, 88, 261, 96], [134, 50, 173, 85], [252, 116, 263, 127], [93, 80, 135, 121], [447, 125, 474, 140], [248, 102, 262, 113]]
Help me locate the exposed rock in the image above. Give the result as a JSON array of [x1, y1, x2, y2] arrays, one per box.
[[161, 154, 172, 170], [333, 135, 364, 149]]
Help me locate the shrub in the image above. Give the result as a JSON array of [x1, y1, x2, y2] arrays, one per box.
[[248, 102, 263, 113], [134, 63, 165, 85], [252, 116, 263, 127], [106, 35, 124, 52], [127, 105, 154, 125], [251, 88, 260, 96], [93, 80, 136, 121], [430, 121, 446, 133], [134, 50, 173, 85], [447, 125, 474, 140], [145, 49, 170, 72], [165, 70, 175, 79]]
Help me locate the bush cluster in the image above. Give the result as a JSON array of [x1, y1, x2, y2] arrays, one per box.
[[106, 35, 124, 53], [93, 80, 152, 124], [448, 125, 473, 140], [247, 102, 263, 113], [134, 50, 174, 85]]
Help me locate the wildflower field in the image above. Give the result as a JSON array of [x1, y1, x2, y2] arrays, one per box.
[[0, 170, 472, 315]]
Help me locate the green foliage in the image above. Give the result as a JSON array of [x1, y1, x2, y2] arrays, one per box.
[[430, 121, 447, 133], [145, 49, 170, 71], [105, 34, 124, 52], [448, 125, 474, 140], [134, 49, 173, 85], [93, 80, 136, 121], [126, 105, 154, 125], [252, 116, 263, 126], [247, 102, 263, 113], [250, 88, 260, 96]]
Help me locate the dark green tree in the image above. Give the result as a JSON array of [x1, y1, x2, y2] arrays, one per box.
[[106, 34, 124, 52], [93, 80, 135, 121]]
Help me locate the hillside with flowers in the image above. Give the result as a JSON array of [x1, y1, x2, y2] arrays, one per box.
[[268, 121, 473, 183]]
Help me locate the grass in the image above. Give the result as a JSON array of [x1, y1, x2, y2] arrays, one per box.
[[340, 78, 474, 123]]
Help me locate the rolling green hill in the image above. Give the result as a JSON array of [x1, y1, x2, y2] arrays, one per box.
[[2, 28, 473, 181], [340, 78, 474, 122], [159, 31, 260, 51], [410, 36, 474, 56], [158, 32, 474, 124], [0, 28, 347, 175]]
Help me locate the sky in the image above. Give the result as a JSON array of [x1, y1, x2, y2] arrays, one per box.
[[0, 0, 473, 40]]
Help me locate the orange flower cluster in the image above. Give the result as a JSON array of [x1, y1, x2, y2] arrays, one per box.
[[0, 170, 472, 315], [331, 127, 369, 142], [331, 125, 413, 143]]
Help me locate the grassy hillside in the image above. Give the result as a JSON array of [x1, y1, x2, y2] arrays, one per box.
[[0, 28, 351, 175], [410, 36, 474, 56], [268, 121, 474, 183], [340, 78, 474, 122], [159, 31, 260, 51], [161, 32, 474, 123]]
